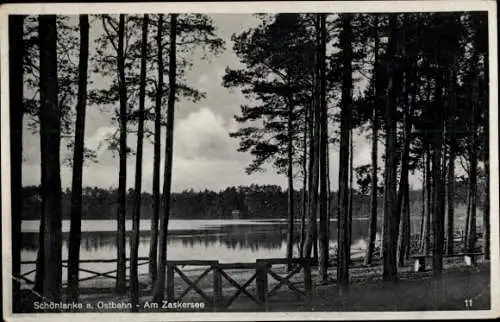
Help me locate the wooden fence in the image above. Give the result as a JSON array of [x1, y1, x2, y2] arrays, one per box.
[[164, 258, 312, 311], [20, 257, 150, 284], [20, 257, 313, 311]]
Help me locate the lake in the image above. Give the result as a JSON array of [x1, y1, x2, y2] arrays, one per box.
[[19, 215, 471, 284]]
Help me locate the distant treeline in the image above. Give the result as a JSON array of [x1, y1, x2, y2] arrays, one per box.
[[21, 183, 474, 220]]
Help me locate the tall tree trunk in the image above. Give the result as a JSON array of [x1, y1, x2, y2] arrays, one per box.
[[300, 106, 308, 258], [364, 14, 380, 266], [481, 45, 490, 260], [303, 100, 314, 260], [446, 68, 457, 256], [9, 15, 24, 308], [467, 45, 480, 255], [397, 57, 413, 267], [286, 99, 294, 269], [423, 146, 432, 254], [152, 14, 177, 302], [311, 15, 321, 267], [483, 118, 490, 259], [318, 13, 329, 282], [382, 14, 399, 282], [116, 14, 127, 294], [39, 15, 62, 302], [396, 137, 411, 267], [326, 132, 332, 246], [337, 13, 352, 288], [419, 155, 426, 250], [347, 125, 353, 265], [464, 182, 471, 248], [67, 14, 89, 301], [326, 129, 331, 242], [468, 109, 478, 254], [404, 180, 411, 260], [149, 14, 164, 284], [431, 67, 445, 276], [130, 14, 149, 310], [303, 16, 320, 262]]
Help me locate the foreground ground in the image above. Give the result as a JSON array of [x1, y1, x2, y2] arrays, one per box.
[[16, 257, 490, 313]]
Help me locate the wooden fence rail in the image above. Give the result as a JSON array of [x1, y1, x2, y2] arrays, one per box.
[[20, 256, 151, 285], [20, 257, 313, 311]]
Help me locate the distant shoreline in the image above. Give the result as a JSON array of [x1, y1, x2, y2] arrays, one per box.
[[19, 217, 375, 233]]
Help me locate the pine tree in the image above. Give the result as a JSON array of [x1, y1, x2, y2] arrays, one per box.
[[382, 14, 400, 282], [39, 14, 62, 302], [67, 14, 89, 301], [337, 13, 353, 288], [9, 15, 25, 308], [149, 13, 164, 285], [364, 14, 381, 266], [318, 13, 329, 282], [130, 14, 149, 310], [153, 13, 178, 302]]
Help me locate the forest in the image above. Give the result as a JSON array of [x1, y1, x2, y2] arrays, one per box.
[[8, 11, 490, 309], [20, 183, 478, 220]]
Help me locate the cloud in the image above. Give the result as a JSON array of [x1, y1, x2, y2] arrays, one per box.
[[85, 126, 116, 156], [175, 107, 238, 161]]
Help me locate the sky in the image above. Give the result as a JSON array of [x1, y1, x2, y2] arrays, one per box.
[[21, 13, 419, 193]]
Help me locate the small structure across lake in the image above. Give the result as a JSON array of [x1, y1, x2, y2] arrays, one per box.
[[231, 210, 241, 219]]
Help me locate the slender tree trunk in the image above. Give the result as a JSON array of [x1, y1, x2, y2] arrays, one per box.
[[318, 13, 329, 282], [337, 13, 353, 288], [483, 121, 490, 259], [153, 14, 177, 302], [9, 15, 24, 308], [130, 14, 149, 310], [446, 69, 457, 255], [286, 99, 295, 269], [419, 156, 426, 250], [313, 229, 318, 264], [67, 14, 89, 301], [382, 14, 399, 282], [467, 45, 481, 255], [300, 107, 308, 258], [364, 14, 380, 266], [304, 100, 314, 260], [326, 130, 331, 244], [116, 14, 127, 294], [39, 15, 62, 302], [431, 67, 445, 276], [149, 14, 164, 284], [311, 19, 321, 266], [481, 47, 490, 259], [304, 16, 320, 263], [397, 137, 411, 267], [404, 180, 410, 260], [397, 64, 413, 267], [347, 125, 353, 265], [464, 182, 471, 248], [468, 112, 478, 254], [423, 147, 432, 255]]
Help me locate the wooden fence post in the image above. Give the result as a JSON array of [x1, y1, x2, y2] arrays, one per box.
[[213, 263, 222, 311], [166, 263, 175, 301], [256, 261, 268, 306]]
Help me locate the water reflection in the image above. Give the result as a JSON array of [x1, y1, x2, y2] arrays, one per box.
[[19, 215, 478, 286], [21, 220, 380, 259]]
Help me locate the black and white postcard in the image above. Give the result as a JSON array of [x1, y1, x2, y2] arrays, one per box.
[[1, 1, 498, 320]]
